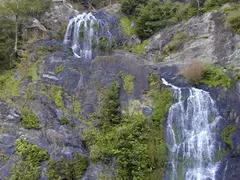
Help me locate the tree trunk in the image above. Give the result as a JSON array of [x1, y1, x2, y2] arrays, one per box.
[[14, 15, 18, 53]]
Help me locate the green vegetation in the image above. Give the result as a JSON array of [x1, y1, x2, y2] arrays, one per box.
[[120, 16, 135, 37], [184, 61, 232, 88], [202, 0, 238, 12], [47, 154, 87, 180], [131, 39, 148, 55], [200, 64, 232, 89], [162, 31, 188, 58], [100, 81, 121, 127], [55, 64, 64, 74], [50, 85, 64, 110], [73, 98, 82, 117], [120, 0, 147, 15], [222, 125, 237, 149], [83, 77, 172, 179], [54, 21, 68, 41], [135, 1, 197, 39], [120, 73, 135, 95], [151, 88, 172, 123], [148, 73, 158, 89], [60, 116, 73, 126], [10, 139, 48, 180], [226, 10, 240, 34], [19, 107, 39, 129]]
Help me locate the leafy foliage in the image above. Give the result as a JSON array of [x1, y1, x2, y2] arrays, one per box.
[[130, 39, 148, 55], [120, 73, 135, 95], [120, 16, 135, 37], [83, 78, 172, 180], [120, 0, 147, 15], [55, 64, 63, 74], [222, 125, 237, 149], [11, 139, 48, 180], [135, 1, 197, 39], [226, 10, 240, 34], [100, 81, 121, 127], [19, 107, 40, 129], [50, 85, 64, 110], [46, 154, 87, 180], [200, 64, 232, 89]]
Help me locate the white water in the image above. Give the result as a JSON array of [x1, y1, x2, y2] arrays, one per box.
[[63, 12, 113, 59], [162, 78, 221, 180]]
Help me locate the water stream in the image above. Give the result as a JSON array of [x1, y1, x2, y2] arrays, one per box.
[[64, 12, 119, 59], [162, 78, 221, 180]]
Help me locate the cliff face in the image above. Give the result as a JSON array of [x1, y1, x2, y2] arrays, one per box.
[[0, 2, 240, 180]]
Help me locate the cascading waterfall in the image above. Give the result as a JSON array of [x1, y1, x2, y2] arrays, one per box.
[[162, 78, 221, 180], [64, 12, 118, 59]]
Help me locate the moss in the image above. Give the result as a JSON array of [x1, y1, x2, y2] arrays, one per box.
[[234, 71, 240, 81], [178, 162, 184, 180], [121, 73, 135, 95], [120, 16, 135, 37], [73, 98, 82, 117], [200, 64, 232, 89], [10, 139, 48, 180], [60, 116, 72, 126], [46, 154, 87, 180], [19, 107, 39, 129], [50, 85, 64, 110], [222, 125, 237, 149], [236, 43, 240, 49], [148, 73, 158, 89], [130, 39, 149, 55], [213, 149, 229, 162], [55, 64, 63, 74]]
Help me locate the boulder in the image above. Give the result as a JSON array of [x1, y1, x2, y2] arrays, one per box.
[[22, 18, 49, 41]]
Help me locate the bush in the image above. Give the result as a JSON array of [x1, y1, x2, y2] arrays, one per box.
[[11, 139, 48, 180], [19, 107, 40, 129], [120, 0, 147, 15], [222, 125, 237, 149], [135, 1, 197, 39], [50, 85, 64, 110], [120, 16, 135, 37], [184, 60, 204, 85], [100, 81, 121, 127], [47, 154, 87, 179], [120, 73, 135, 95], [226, 10, 240, 34]]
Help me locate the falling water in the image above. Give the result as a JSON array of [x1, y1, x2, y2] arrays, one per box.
[[64, 12, 118, 59], [162, 78, 221, 180]]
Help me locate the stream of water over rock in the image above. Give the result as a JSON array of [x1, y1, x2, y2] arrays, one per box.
[[162, 78, 221, 180], [64, 12, 120, 59]]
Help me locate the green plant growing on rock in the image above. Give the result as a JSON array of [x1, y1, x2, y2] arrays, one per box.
[[50, 85, 64, 110], [184, 60, 204, 85], [222, 125, 237, 149], [130, 39, 148, 55], [226, 10, 240, 34], [200, 64, 232, 89], [19, 107, 39, 129], [47, 154, 87, 180], [100, 81, 121, 127], [10, 139, 48, 180], [73, 98, 82, 117], [60, 116, 72, 126], [120, 16, 135, 37], [55, 64, 63, 74], [120, 73, 135, 95]]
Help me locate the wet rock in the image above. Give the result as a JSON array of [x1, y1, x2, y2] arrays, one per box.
[[142, 106, 152, 117]]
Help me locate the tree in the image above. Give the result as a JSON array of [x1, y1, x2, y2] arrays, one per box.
[[0, 0, 52, 68]]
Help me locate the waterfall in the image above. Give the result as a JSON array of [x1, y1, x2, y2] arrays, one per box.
[[63, 12, 118, 59], [162, 78, 221, 180]]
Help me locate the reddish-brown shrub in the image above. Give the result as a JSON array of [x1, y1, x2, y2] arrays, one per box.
[[184, 60, 204, 85]]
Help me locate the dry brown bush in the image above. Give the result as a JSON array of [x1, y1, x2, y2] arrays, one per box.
[[184, 60, 204, 85]]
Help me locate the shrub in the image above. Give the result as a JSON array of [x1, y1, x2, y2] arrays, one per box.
[[200, 64, 232, 89], [184, 60, 204, 85], [11, 139, 48, 180], [120, 0, 147, 15], [100, 81, 121, 127], [222, 125, 237, 149], [120, 16, 135, 37], [120, 73, 135, 95], [226, 10, 240, 34], [47, 154, 87, 179], [130, 39, 148, 55], [50, 85, 64, 110], [19, 107, 40, 129]]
